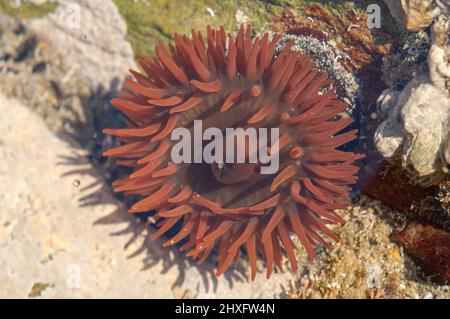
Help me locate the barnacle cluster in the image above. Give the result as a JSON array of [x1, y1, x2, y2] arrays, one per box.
[[375, 13, 450, 186]]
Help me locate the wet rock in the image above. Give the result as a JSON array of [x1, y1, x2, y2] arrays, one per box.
[[437, 0, 450, 14], [0, 19, 94, 144], [289, 197, 450, 298], [391, 220, 450, 285], [383, 0, 407, 28], [364, 162, 438, 213], [0, 13, 18, 31], [437, 181, 450, 222], [381, 31, 430, 89]]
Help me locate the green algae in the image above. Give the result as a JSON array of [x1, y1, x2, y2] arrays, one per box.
[[0, 0, 400, 59], [113, 0, 399, 59], [113, 0, 281, 59], [28, 282, 52, 298], [0, 0, 56, 19]]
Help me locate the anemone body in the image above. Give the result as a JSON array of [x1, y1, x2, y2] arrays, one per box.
[[103, 25, 362, 279]]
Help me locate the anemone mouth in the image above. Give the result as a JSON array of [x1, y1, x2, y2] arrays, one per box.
[[103, 25, 363, 279]]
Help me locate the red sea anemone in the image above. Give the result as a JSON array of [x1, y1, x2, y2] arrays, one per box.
[[103, 25, 362, 279]]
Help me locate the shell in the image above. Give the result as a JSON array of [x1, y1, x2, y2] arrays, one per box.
[[428, 15, 450, 94], [375, 14, 450, 186], [375, 75, 450, 184], [401, 0, 442, 31]]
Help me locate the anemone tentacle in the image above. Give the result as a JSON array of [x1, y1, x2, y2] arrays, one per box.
[[103, 25, 362, 279]]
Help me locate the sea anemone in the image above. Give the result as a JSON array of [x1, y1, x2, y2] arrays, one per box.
[[103, 25, 362, 279]]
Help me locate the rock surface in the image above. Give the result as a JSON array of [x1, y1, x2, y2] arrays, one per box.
[[391, 221, 450, 285], [383, 0, 406, 27], [0, 92, 294, 298], [27, 0, 136, 90], [289, 197, 450, 298]]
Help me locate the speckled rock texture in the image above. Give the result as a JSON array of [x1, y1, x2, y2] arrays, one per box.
[[289, 197, 450, 299], [27, 0, 136, 90], [0, 93, 295, 298]]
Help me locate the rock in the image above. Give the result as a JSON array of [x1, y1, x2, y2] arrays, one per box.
[[27, 0, 136, 91], [274, 33, 360, 113], [0, 92, 296, 298], [0, 18, 97, 146], [391, 220, 450, 285], [445, 138, 450, 165], [374, 88, 404, 158], [381, 31, 430, 89], [363, 161, 439, 213], [0, 13, 18, 30], [437, 0, 450, 13], [383, 0, 407, 27], [384, 0, 448, 32]]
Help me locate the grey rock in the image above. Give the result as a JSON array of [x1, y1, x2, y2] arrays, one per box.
[[27, 0, 136, 91], [383, 0, 407, 27]]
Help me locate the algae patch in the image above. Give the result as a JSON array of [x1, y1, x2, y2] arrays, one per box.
[[113, 0, 399, 59], [113, 0, 279, 58], [0, 0, 56, 19], [28, 282, 52, 298]]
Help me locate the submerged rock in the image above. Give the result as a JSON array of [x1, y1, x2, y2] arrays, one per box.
[[383, 0, 407, 28], [381, 31, 430, 89], [391, 221, 450, 285]]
